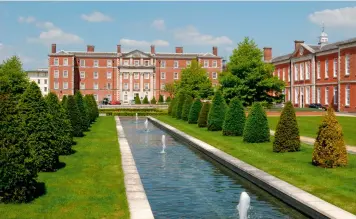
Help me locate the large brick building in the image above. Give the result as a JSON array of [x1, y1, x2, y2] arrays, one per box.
[[265, 27, 356, 112], [48, 44, 223, 104]]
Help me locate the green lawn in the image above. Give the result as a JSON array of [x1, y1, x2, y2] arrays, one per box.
[[268, 116, 356, 146], [155, 115, 356, 214], [1, 117, 129, 219]]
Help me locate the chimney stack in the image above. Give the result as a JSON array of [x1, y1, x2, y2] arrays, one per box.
[[51, 44, 56, 53], [117, 45, 121, 53], [87, 45, 95, 52], [263, 47, 272, 62], [175, 46, 183, 53], [151, 45, 155, 54], [294, 40, 305, 51], [212, 46, 218, 56]]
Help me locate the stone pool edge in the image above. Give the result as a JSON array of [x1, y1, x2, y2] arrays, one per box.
[[115, 116, 154, 219], [148, 116, 356, 219]]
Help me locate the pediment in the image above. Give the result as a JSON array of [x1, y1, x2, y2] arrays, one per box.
[[57, 50, 70, 55], [123, 50, 151, 58], [292, 44, 315, 58]]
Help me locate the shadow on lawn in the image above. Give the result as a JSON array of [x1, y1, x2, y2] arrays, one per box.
[[33, 182, 47, 200]]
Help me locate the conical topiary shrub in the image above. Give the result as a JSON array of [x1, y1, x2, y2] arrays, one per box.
[[273, 101, 300, 152], [61, 95, 68, 107], [198, 102, 211, 128], [158, 94, 164, 103], [312, 106, 348, 168], [222, 97, 245, 136], [181, 95, 193, 121], [188, 98, 202, 124], [143, 95, 149, 104], [65, 95, 84, 137], [166, 96, 171, 102], [150, 96, 157, 104], [75, 91, 90, 131], [134, 95, 141, 104], [168, 98, 175, 116], [207, 90, 227, 131], [176, 91, 187, 119], [243, 102, 270, 143]]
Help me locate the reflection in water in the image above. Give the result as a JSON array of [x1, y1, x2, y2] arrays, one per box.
[[120, 117, 309, 219]]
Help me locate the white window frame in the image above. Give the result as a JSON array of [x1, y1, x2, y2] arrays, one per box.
[[333, 58, 337, 78], [288, 68, 290, 82], [134, 72, 139, 79], [107, 60, 112, 67], [282, 68, 285, 81], [144, 72, 149, 79], [134, 83, 139, 90], [294, 65, 299, 81], [63, 70, 68, 78], [107, 72, 112, 79], [317, 61, 321, 79], [94, 71, 98, 79], [124, 60, 129, 66], [305, 62, 310, 80], [80, 71, 85, 79], [144, 60, 149, 66], [295, 87, 299, 104], [107, 82, 112, 90], [80, 82, 85, 89], [63, 82, 68, 89], [300, 63, 304, 80], [144, 83, 149, 90], [277, 69, 280, 79], [325, 60, 329, 78], [345, 54, 350, 76], [174, 72, 178, 79], [325, 87, 329, 104], [186, 61, 191, 67], [54, 70, 59, 78], [212, 72, 217, 79], [63, 58, 68, 66], [204, 60, 209, 68], [333, 86, 337, 105], [37, 79, 40, 84], [161, 72, 166, 79], [94, 82, 98, 90], [80, 59, 85, 67], [44, 87, 47, 92], [107, 94, 112, 101], [54, 82, 59, 89], [306, 86, 310, 104], [44, 79, 47, 84], [174, 61, 179, 68], [124, 83, 129, 90], [213, 60, 217, 68], [94, 60, 99, 67], [160, 83, 165, 90], [94, 94, 98, 101], [124, 72, 129, 79], [317, 88, 321, 104], [54, 58, 59, 66], [134, 60, 139, 66], [160, 60, 166, 68], [346, 85, 350, 106]]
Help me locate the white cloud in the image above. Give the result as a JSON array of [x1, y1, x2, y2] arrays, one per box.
[[309, 7, 356, 28], [0, 43, 39, 67], [18, 16, 36, 24], [151, 19, 165, 31], [173, 25, 233, 46], [119, 38, 169, 47], [81, 11, 112, 22]]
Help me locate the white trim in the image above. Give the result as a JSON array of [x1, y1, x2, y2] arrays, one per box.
[[339, 42, 356, 50], [315, 82, 338, 85], [338, 48, 341, 111], [272, 59, 290, 65], [315, 49, 338, 57], [292, 83, 314, 87], [345, 84, 350, 106], [291, 54, 313, 63]]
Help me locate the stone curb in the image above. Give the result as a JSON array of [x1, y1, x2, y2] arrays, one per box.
[[148, 116, 356, 219], [115, 116, 154, 219]]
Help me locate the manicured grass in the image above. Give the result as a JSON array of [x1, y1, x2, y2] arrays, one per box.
[[155, 115, 356, 214], [1, 117, 129, 219], [268, 116, 356, 146]]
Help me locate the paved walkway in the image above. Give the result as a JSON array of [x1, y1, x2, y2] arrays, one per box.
[[270, 130, 356, 154]]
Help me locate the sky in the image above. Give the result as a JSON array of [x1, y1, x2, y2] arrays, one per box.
[[1, 1, 356, 70]]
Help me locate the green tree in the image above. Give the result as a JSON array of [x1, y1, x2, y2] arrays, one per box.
[[61, 95, 68, 107], [87, 94, 99, 121], [143, 95, 149, 104], [273, 101, 300, 152], [166, 96, 171, 102], [175, 91, 188, 119], [168, 98, 175, 116], [84, 95, 94, 123], [312, 106, 348, 168], [175, 59, 213, 98], [222, 97, 246, 136], [150, 96, 157, 104], [181, 95, 193, 121], [197, 102, 211, 128], [207, 90, 227, 131], [158, 94, 164, 103], [243, 102, 270, 143], [135, 94, 141, 104], [75, 91, 90, 131], [188, 98, 202, 124], [171, 97, 178, 118], [220, 37, 285, 106], [17, 82, 60, 172], [45, 92, 74, 155], [91, 95, 99, 119], [163, 82, 176, 98], [65, 95, 84, 137]]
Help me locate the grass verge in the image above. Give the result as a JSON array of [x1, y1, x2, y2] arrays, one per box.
[[0, 117, 129, 219], [155, 115, 356, 214]]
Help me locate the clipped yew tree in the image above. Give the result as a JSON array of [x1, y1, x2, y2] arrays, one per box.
[[84, 95, 94, 123], [222, 97, 245, 136], [166, 96, 171, 102], [198, 102, 211, 128], [181, 95, 193, 121], [75, 91, 90, 131], [135, 95, 141, 104], [312, 106, 348, 168], [65, 95, 84, 137], [176, 91, 188, 119], [17, 82, 60, 172], [61, 95, 68, 108], [45, 92, 73, 155], [171, 97, 178, 118], [243, 102, 270, 143], [207, 90, 227, 131], [158, 94, 164, 103], [273, 101, 300, 152], [143, 95, 149, 104], [188, 98, 202, 124], [150, 96, 157, 104], [168, 98, 175, 116], [90, 94, 99, 120]]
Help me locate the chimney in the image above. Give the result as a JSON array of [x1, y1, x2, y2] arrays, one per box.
[[51, 44, 56, 53], [212, 46, 218, 56], [117, 45, 121, 53], [294, 40, 305, 51], [175, 47, 183, 53], [87, 45, 95, 52], [151, 45, 155, 54], [263, 47, 272, 62]]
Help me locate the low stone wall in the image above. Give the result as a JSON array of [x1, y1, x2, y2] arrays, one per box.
[[148, 116, 356, 219]]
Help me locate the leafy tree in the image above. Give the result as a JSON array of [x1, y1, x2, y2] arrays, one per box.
[[312, 106, 348, 168], [163, 82, 176, 98], [188, 98, 202, 124], [166, 96, 171, 102], [168, 98, 175, 116], [220, 37, 285, 106], [45, 92, 74, 155], [75, 91, 90, 131], [243, 102, 270, 143], [158, 94, 164, 103], [197, 102, 211, 128], [175, 59, 213, 98], [61, 95, 68, 107], [143, 95, 149, 104], [175, 91, 188, 119], [134, 94, 141, 104], [65, 95, 84, 137], [181, 95, 193, 121], [222, 97, 246, 136], [17, 82, 60, 172], [150, 96, 157, 104], [207, 90, 227, 131], [88, 94, 99, 121], [273, 101, 300, 152]]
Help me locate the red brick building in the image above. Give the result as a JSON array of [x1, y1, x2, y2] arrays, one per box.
[[48, 44, 223, 104], [265, 28, 356, 112]]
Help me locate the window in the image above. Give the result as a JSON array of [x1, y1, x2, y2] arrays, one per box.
[[213, 60, 217, 68], [54, 82, 59, 89], [161, 72, 166, 79], [94, 60, 99, 67], [204, 60, 209, 68], [278, 69, 280, 79], [63, 82, 68, 89], [306, 87, 310, 104], [295, 87, 298, 104], [107, 94, 112, 101], [107, 60, 112, 67], [186, 61, 191, 67], [44, 79, 47, 84], [346, 85, 350, 106], [134, 60, 139, 66], [325, 87, 329, 104], [63, 70, 68, 78], [54, 70, 59, 78], [44, 87, 47, 92], [160, 60, 166, 68], [37, 79, 40, 84], [80, 71, 85, 79], [107, 72, 112, 79], [283, 68, 286, 81], [94, 72, 98, 79], [325, 60, 329, 78], [161, 83, 165, 90], [94, 82, 98, 90], [124, 60, 129, 66], [80, 82, 85, 89], [63, 58, 68, 66], [346, 54, 350, 76], [288, 68, 290, 82], [300, 63, 304, 80], [124, 72, 128, 79], [212, 72, 217, 79], [144, 83, 149, 90], [107, 83, 111, 90], [294, 64, 299, 81], [134, 72, 139, 79], [124, 83, 129, 90], [54, 58, 59, 66], [317, 88, 321, 104], [134, 83, 139, 90], [305, 62, 310, 80], [80, 59, 85, 67], [144, 60, 149, 66], [174, 72, 178, 79], [317, 61, 321, 79], [124, 95, 128, 101], [174, 61, 179, 68], [145, 72, 149, 79], [94, 94, 98, 101], [334, 86, 337, 105], [333, 58, 337, 77]]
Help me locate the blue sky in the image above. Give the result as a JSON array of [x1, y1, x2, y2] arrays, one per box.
[[1, 1, 356, 70]]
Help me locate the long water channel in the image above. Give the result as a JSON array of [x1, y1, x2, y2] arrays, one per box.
[[120, 117, 309, 219]]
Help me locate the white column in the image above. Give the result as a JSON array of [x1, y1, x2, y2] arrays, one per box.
[[140, 72, 144, 94], [140, 58, 143, 66], [291, 60, 294, 105], [150, 72, 154, 99], [311, 55, 316, 103], [130, 58, 133, 66], [119, 72, 123, 101]]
